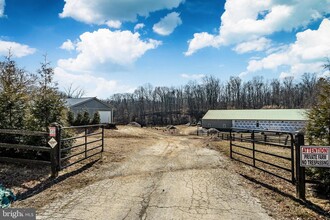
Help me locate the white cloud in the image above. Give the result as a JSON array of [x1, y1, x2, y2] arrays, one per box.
[[0, 40, 36, 57], [60, 0, 184, 26], [134, 23, 145, 32], [244, 19, 330, 78], [0, 0, 5, 17], [184, 33, 222, 56], [153, 12, 182, 36], [54, 67, 135, 98], [186, 0, 330, 55], [279, 62, 324, 79], [181, 73, 205, 79], [106, 20, 121, 29], [60, 39, 75, 51], [57, 29, 161, 73], [233, 37, 272, 54]]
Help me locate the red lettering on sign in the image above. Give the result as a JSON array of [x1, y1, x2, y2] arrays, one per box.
[[302, 147, 329, 154]]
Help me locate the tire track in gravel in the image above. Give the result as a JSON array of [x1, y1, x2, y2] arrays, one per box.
[[34, 129, 272, 220]]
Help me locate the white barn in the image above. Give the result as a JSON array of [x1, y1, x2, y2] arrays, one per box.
[[65, 97, 113, 124], [202, 109, 308, 132]]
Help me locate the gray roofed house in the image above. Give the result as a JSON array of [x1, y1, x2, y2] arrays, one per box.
[[202, 109, 308, 132], [65, 97, 113, 124]]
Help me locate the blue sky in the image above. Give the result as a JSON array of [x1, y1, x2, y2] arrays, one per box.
[[1, 0, 330, 98]]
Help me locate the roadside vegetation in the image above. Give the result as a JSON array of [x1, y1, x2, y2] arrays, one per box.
[[0, 53, 68, 159], [306, 61, 330, 196], [68, 111, 100, 126], [0, 53, 67, 132]]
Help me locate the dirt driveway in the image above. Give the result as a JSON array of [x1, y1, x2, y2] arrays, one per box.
[[21, 126, 271, 219]]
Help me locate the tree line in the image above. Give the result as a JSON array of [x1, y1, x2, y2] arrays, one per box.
[[107, 73, 320, 125]]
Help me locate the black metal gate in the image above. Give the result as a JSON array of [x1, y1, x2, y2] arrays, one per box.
[[58, 124, 104, 170], [49, 124, 104, 176], [229, 129, 295, 184]]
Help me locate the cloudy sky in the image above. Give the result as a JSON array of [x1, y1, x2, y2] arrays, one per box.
[[1, 0, 330, 98]]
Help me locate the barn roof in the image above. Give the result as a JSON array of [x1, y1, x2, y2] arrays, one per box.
[[65, 97, 111, 109], [65, 97, 95, 107], [203, 109, 308, 121]]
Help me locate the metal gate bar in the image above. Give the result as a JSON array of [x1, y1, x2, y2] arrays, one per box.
[[58, 124, 104, 170], [230, 128, 295, 184]]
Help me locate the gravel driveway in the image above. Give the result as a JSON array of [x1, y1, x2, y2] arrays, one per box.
[[36, 130, 271, 220]]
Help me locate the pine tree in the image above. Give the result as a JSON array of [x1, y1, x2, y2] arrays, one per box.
[[67, 111, 75, 126], [82, 111, 90, 125], [74, 112, 83, 126], [0, 53, 34, 130], [28, 55, 67, 130], [92, 112, 101, 124], [306, 61, 330, 195]]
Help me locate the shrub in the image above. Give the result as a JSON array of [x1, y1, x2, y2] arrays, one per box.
[[306, 63, 330, 196], [82, 111, 90, 125], [74, 112, 83, 126], [92, 112, 101, 124], [67, 111, 75, 126]]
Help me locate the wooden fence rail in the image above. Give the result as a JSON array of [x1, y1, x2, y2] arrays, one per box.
[[0, 129, 54, 173], [0, 124, 104, 178]]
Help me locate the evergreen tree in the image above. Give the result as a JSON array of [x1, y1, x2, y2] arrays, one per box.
[[67, 111, 75, 126], [0, 53, 34, 150], [82, 111, 90, 125], [74, 112, 83, 126], [307, 76, 330, 144], [28, 56, 67, 130], [306, 61, 330, 195], [92, 112, 101, 124], [0, 53, 34, 130]]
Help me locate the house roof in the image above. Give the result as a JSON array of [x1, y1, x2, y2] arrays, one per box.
[[65, 97, 111, 109], [202, 109, 308, 121]]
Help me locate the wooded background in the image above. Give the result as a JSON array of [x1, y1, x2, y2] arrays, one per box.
[[107, 74, 320, 125]]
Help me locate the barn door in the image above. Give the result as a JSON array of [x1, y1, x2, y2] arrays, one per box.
[[98, 111, 112, 123]]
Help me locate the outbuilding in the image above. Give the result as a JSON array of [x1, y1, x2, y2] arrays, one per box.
[[65, 97, 113, 124], [202, 109, 308, 132]]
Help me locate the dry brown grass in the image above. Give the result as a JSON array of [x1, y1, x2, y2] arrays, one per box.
[[207, 138, 330, 219], [2, 126, 329, 219]]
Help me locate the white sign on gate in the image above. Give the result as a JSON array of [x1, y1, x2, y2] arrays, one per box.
[[301, 146, 330, 167], [49, 127, 56, 137], [48, 137, 58, 148]]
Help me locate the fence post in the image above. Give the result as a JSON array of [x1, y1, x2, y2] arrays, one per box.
[[85, 127, 87, 158], [57, 125, 62, 171], [290, 134, 295, 183], [101, 125, 104, 153], [49, 123, 60, 178], [295, 132, 306, 200], [252, 130, 255, 167], [230, 131, 233, 159]]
